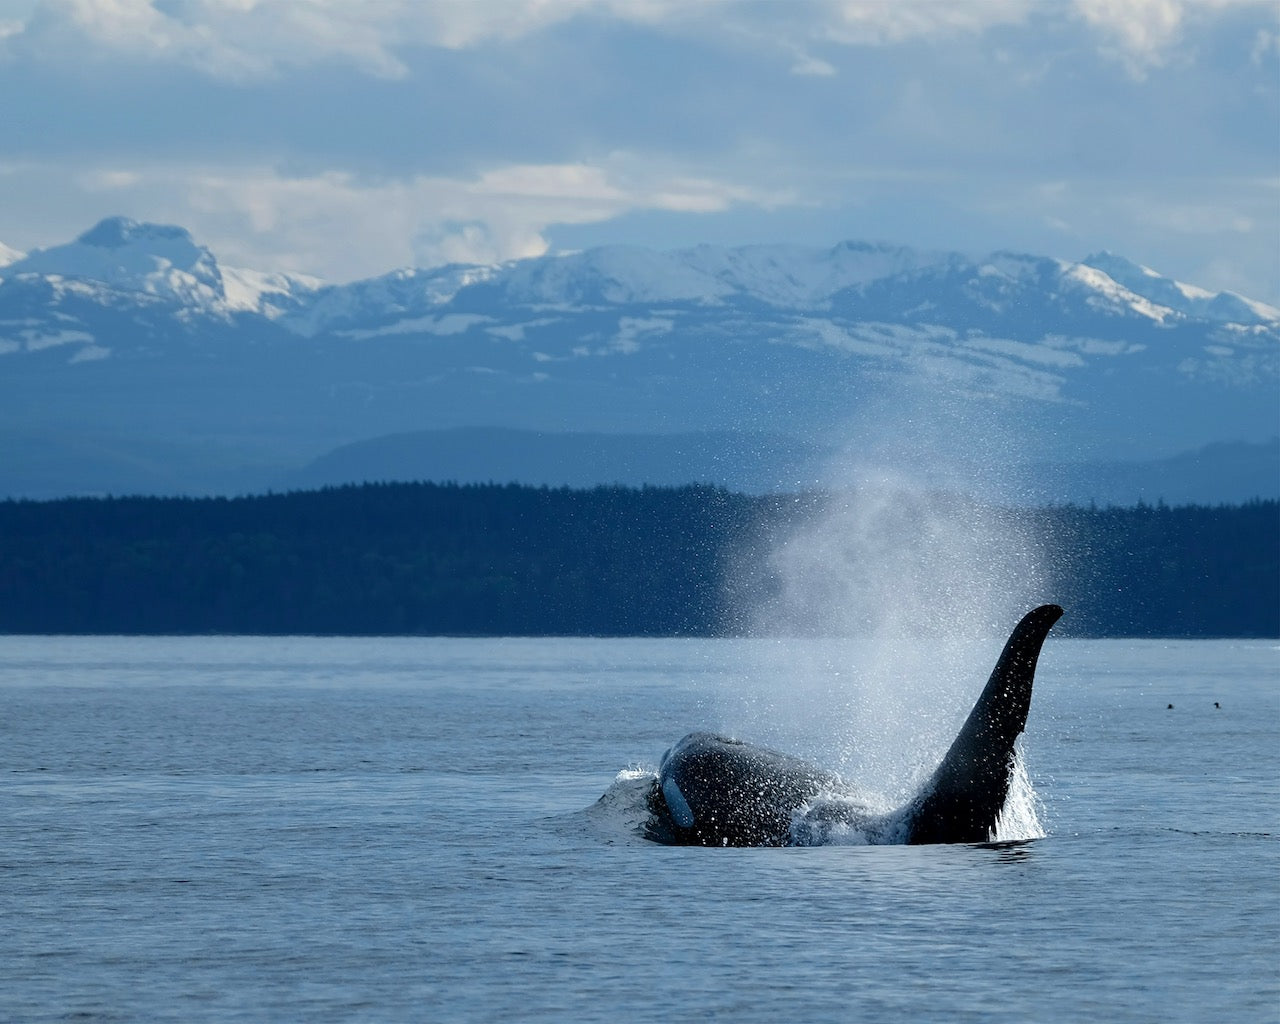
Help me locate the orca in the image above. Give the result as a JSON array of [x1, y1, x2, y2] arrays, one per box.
[[644, 604, 1063, 846]]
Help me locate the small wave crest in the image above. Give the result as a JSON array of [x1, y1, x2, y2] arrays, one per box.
[[788, 788, 902, 846], [579, 767, 658, 842]]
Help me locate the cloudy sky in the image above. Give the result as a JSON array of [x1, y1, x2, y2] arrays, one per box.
[[1, 0, 1276, 302]]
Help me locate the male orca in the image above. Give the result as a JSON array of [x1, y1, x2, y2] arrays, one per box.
[[645, 604, 1063, 846]]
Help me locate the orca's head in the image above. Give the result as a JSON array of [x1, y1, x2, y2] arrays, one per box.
[[647, 732, 833, 847]]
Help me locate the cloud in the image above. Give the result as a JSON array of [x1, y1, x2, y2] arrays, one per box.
[[1072, 0, 1191, 76], [1251, 26, 1280, 63], [789, 52, 837, 76], [8, 0, 413, 79], [817, 0, 1032, 45], [55, 156, 794, 279], [0, 0, 1274, 304], [3, 0, 686, 80], [4, 0, 1270, 82], [1071, 0, 1279, 76]]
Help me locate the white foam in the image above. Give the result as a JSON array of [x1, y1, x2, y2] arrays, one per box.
[[992, 748, 1046, 842]]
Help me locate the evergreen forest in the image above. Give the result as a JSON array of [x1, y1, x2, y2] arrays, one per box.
[[0, 483, 1275, 637]]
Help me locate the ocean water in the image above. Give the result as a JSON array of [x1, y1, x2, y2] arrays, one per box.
[[2, 634, 1277, 1023]]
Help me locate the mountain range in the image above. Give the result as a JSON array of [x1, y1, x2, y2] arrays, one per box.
[[1, 216, 1276, 503]]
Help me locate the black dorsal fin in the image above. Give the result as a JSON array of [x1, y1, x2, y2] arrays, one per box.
[[904, 604, 1063, 845]]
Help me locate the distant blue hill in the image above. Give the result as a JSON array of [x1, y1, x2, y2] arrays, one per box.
[[284, 428, 830, 495], [5, 427, 1274, 505], [284, 429, 1278, 506]]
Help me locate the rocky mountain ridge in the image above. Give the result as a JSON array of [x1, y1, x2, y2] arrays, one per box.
[[1, 217, 1275, 500]]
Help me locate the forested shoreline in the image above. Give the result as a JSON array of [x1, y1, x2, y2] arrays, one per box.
[[0, 483, 1275, 638]]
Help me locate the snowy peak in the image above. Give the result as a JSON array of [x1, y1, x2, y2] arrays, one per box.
[[286, 263, 496, 336], [5, 217, 1275, 331], [484, 239, 952, 310], [75, 216, 197, 252], [415, 240, 1270, 330], [494, 245, 735, 306], [220, 265, 322, 317], [3, 217, 1276, 344], [1082, 251, 1279, 325], [0, 216, 319, 316], [681, 239, 949, 307], [3, 216, 226, 309]]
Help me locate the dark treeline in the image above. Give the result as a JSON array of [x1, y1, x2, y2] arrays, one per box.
[[0, 483, 1275, 637], [1034, 499, 1278, 638]]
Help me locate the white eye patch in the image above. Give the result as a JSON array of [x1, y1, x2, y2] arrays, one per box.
[[662, 776, 695, 828]]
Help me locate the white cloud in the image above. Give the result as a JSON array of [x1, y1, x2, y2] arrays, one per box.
[[4, 0, 690, 79], [1072, 0, 1186, 74], [790, 52, 837, 76], [11, 0, 412, 79], [1251, 27, 1280, 63], [1071, 0, 1278, 76], [1133, 199, 1256, 235], [62, 156, 793, 279], [818, 0, 1031, 45], [6, 0, 1271, 82], [81, 168, 142, 189]]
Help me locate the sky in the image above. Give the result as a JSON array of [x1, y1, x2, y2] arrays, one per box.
[[0, 0, 1277, 303]]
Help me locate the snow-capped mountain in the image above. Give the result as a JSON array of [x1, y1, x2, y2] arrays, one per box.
[[1080, 251, 1278, 326], [0, 217, 1276, 499], [0, 216, 319, 319]]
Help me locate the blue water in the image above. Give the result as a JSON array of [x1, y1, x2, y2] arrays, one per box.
[[2, 636, 1277, 1023]]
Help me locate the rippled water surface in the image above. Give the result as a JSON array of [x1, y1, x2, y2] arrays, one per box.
[[2, 636, 1277, 1023]]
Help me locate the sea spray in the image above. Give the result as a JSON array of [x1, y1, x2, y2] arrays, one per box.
[[726, 474, 1049, 801], [721, 381, 1054, 813], [992, 747, 1047, 841]]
